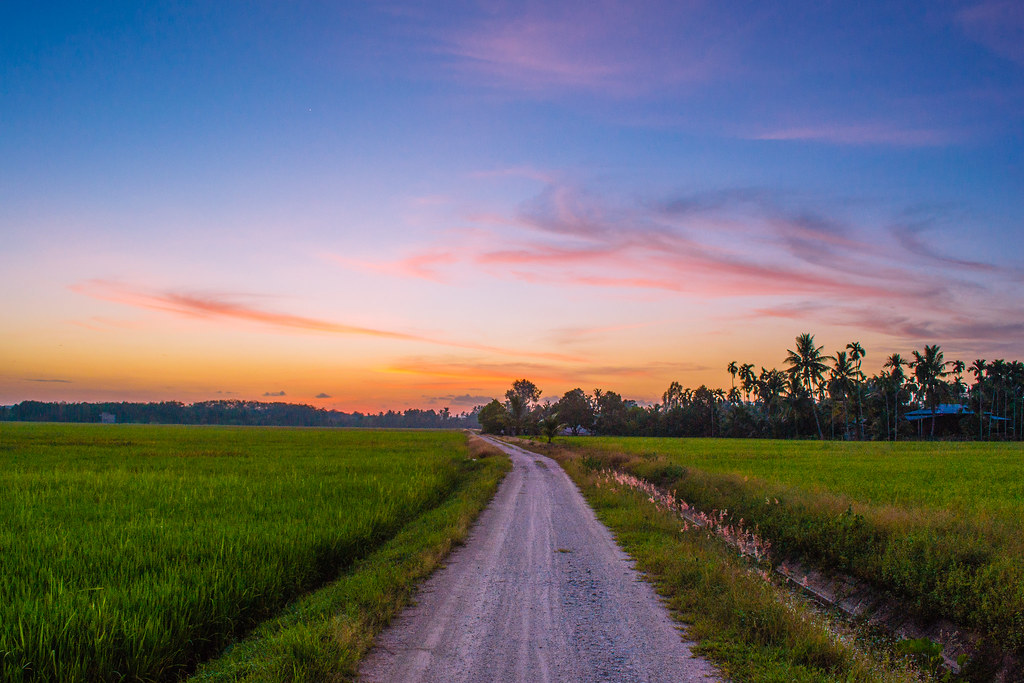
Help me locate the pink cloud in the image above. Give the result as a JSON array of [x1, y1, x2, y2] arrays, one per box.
[[327, 250, 457, 283], [431, 1, 727, 95], [70, 280, 586, 362], [957, 1, 1024, 66], [749, 124, 955, 147]]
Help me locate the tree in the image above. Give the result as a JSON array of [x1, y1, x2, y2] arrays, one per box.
[[504, 393, 528, 436], [662, 381, 687, 410], [846, 341, 866, 439], [538, 415, 563, 443], [727, 361, 738, 394], [785, 333, 831, 439], [829, 351, 856, 440], [911, 344, 949, 439], [739, 363, 756, 403], [883, 353, 908, 441], [477, 399, 508, 434], [971, 359, 987, 439], [556, 388, 594, 436], [506, 379, 541, 408]]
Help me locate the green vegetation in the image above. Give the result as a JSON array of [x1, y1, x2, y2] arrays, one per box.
[[541, 446, 919, 682], [479, 336, 1024, 441], [0, 423, 508, 682], [541, 436, 1024, 677]]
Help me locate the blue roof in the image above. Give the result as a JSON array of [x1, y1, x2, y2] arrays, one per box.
[[904, 404, 1009, 421], [904, 404, 971, 419]]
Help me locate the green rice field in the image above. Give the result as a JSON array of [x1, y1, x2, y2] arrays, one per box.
[[547, 437, 1024, 669], [577, 438, 1024, 519], [0, 423, 502, 682]]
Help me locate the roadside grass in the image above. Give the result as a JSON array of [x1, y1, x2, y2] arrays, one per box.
[[549, 451, 919, 682], [0, 424, 507, 682], [533, 437, 1024, 678], [191, 434, 509, 681]]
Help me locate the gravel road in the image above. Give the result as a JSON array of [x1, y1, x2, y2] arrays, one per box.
[[358, 436, 720, 683]]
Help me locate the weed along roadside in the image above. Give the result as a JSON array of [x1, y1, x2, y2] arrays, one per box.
[[0, 424, 509, 683], [511, 436, 1023, 682]]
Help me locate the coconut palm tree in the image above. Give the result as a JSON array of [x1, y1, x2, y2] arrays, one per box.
[[785, 333, 831, 439], [846, 341, 866, 439], [883, 353, 907, 440], [971, 359, 987, 439], [830, 351, 857, 439], [989, 359, 1009, 437], [739, 363, 756, 403], [911, 344, 949, 439], [727, 361, 738, 395], [951, 360, 967, 406]]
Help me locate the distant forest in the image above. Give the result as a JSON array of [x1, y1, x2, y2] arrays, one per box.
[[0, 400, 481, 430], [480, 334, 1023, 441]]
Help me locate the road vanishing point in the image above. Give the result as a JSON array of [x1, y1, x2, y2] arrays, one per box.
[[359, 436, 721, 683]]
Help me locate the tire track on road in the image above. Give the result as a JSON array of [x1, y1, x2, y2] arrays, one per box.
[[359, 437, 720, 683]]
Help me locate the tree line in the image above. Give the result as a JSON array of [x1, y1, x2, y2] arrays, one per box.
[[479, 333, 1024, 441], [0, 400, 481, 430]]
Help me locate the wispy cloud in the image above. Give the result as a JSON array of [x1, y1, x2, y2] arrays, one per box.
[[387, 357, 709, 388], [957, 1, 1024, 66], [748, 124, 954, 147], [425, 1, 733, 96], [315, 392, 332, 399], [263, 390, 286, 397], [422, 393, 494, 407], [25, 378, 72, 383], [71, 280, 583, 362], [348, 175, 1019, 354]]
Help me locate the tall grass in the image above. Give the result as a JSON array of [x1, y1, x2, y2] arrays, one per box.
[[0, 424, 477, 682], [542, 437, 1024, 675]]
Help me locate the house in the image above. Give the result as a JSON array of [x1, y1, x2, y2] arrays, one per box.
[[100, 412, 116, 424], [903, 403, 1008, 436]]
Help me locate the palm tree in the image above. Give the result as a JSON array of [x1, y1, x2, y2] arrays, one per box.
[[911, 344, 949, 439], [739, 363, 756, 403], [846, 341, 866, 439], [971, 359, 987, 439], [951, 360, 967, 407], [785, 333, 831, 439], [757, 368, 787, 424], [727, 361, 738, 395], [989, 360, 1009, 437], [830, 351, 856, 439], [883, 353, 907, 441]]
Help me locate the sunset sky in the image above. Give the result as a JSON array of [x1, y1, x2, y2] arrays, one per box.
[[3, 1, 1022, 412]]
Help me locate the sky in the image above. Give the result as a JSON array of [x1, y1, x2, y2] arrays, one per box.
[[2, 1, 1022, 412]]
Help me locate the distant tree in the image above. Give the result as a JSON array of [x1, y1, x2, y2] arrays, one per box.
[[883, 353, 908, 441], [846, 341, 866, 439], [662, 381, 686, 410], [971, 359, 987, 439], [593, 390, 630, 435], [556, 388, 594, 436], [727, 361, 738, 394], [506, 379, 541, 409], [785, 333, 831, 439], [504, 393, 528, 436], [829, 351, 856, 439], [911, 344, 949, 439], [478, 399, 508, 434], [739, 363, 756, 402], [538, 415, 563, 443]]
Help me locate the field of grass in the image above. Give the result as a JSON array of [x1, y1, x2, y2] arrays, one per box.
[[578, 438, 1024, 519], [536, 437, 1024, 678], [0, 423, 508, 682]]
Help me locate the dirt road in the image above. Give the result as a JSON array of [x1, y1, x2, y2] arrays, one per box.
[[358, 436, 720, 683]]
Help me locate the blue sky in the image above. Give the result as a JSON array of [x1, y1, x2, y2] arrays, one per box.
[[2, 1, 1022, 410]]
